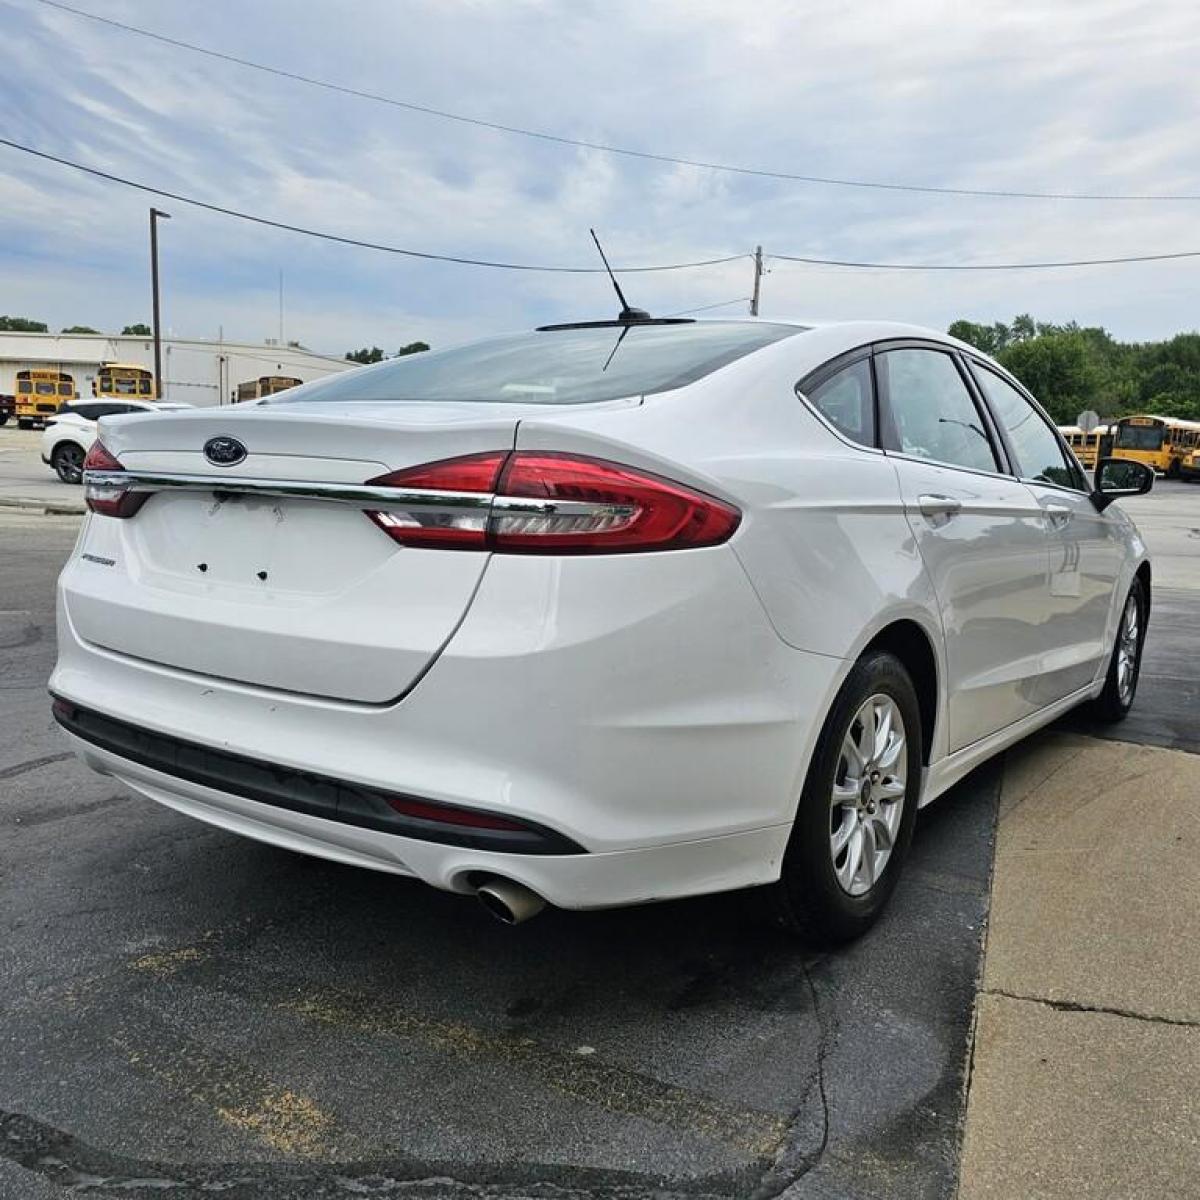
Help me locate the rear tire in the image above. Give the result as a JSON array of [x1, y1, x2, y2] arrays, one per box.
[[1089, 578, 1147, 723], [17, 418, 32, 431], [768, 651, 922, 946]]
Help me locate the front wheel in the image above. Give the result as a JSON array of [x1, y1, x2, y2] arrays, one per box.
[[769, 651, 922, 945], [1089, 578, 1147, 723]]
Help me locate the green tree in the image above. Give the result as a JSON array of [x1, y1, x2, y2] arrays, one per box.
[[948, 314, 1200, 423], [997, 331, 1101, 423], [61, 325, 100, 334], [1010, 313, 1037, 343], [121, 323, 152, 336], [345, 346, 386, 364], [395, 341, 430, 356], [0, 315, 49, 332], [948, 320, 1010, 355]]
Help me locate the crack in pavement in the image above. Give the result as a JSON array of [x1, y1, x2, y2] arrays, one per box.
[[983, 988, 1200, 1030], [0, 1109, 752, 1199], [746, 958, 832, 1200]]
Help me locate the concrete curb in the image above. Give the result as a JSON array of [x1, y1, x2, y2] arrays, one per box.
[[0, 496, 86, 516]]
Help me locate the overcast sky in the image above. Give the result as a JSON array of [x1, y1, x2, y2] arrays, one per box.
[[2, 0, 1199, 355]]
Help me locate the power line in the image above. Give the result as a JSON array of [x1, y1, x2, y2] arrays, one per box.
[[0, 138, 745, 274], [35, 0, 1200, 204], [667, 297, 751, 316], [8, 137, 1200, 277], [770, 249, 1200, 270]]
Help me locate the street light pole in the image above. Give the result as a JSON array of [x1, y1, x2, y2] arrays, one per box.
[[150, 208, 171, 399]]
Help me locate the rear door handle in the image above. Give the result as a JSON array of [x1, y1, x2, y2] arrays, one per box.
[[918, 493, 963, 519]]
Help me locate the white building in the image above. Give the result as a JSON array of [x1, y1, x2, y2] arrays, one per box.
[[0, 331, 354, 407]]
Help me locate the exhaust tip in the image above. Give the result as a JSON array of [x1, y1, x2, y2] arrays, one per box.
[[476, 878, 546, 925]]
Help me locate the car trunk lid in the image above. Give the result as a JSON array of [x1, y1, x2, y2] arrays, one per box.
[[67, 403, 536, 703]]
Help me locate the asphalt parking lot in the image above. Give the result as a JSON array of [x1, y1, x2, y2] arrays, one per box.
[[2, 441, 1198, 1199]]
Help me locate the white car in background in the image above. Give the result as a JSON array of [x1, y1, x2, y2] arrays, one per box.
[[42, 399, 193, 484], [51, 318, 1154, 942]]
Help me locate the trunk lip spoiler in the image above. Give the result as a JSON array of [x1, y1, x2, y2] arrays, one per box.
[[82, 469, 623, 517]]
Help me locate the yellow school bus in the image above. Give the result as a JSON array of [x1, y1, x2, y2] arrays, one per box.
[[234, 375, 302, 403], [1111, 414, 1200, 476], [93, 362, 155, 400], [1182, 443, 1200, 482], [1058, 424, 1112, 470], [15, 368, 77, 428]]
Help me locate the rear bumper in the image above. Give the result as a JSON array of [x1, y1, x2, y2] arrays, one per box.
[[51, 544, 844, 907], [59, 730, 790, 908]]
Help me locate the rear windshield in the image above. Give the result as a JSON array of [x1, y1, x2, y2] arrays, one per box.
[[271, 321, 802, 407]]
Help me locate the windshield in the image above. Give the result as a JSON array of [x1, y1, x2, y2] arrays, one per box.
[[1115, 421, 1164, 451], [272, 322, 803, 407]]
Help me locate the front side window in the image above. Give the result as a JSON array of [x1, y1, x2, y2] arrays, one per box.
[[805, 358, 875, 446], [273, 321, 803, 407], [975, 367, 1081, 490], [878, 348, 998, 473]]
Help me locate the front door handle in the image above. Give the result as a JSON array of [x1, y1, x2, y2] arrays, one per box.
[[918, 493, 963, 519], [1044, 502, 1073, 528]]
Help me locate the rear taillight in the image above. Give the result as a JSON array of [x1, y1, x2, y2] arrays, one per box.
[[364, 452, 740, 554], [364, 452, 506, 550], [83, 440, 148, 518]]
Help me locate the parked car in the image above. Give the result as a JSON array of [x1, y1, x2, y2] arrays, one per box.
[[42, 399, 192, 483], [0, 394, 13, 426], [49, 319, 1153, 942]]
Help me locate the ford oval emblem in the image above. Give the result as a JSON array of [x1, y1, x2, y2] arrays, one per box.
[[203, 436, 247, 467]]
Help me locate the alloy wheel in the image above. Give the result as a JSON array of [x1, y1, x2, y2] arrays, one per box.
[[56, 444, 85, 484], [1117, 591, 1140, 706], [829, 694, 907, 896]]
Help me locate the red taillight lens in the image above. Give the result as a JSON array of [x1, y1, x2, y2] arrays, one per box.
[[364, 452, 506, 549], [493, 453, 740, 554], [364, 451, 740, 554], [83, 440, 148, 518]]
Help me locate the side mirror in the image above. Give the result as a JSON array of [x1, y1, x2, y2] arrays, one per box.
[[1092, 456, 1153, 511]]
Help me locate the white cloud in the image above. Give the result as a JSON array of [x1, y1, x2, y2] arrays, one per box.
[[2, 0, 1200, 348]]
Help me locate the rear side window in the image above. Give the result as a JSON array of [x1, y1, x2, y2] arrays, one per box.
[[62, 403, 100, 420], [805, 359, 875, 447], [973, 366, 1081, 490], [272, 321, 803, 407], [878, 348, 999, 473]]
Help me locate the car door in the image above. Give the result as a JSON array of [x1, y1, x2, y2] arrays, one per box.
[[876, 344, 1052, 752], [969, 362, 1123, 703]]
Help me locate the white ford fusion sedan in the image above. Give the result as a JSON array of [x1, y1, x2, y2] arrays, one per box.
[[51, 318, 1153, 942]]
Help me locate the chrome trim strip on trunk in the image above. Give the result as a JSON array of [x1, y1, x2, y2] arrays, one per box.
[[81, 470, 632, 519]]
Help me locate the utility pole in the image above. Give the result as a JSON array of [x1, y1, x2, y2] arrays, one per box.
[[150, 208, 171, 399], [278, 268, 284, 345], [750, 245, 764, 316]]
